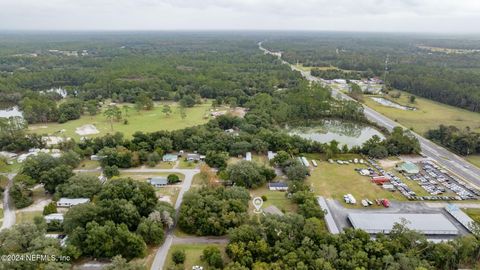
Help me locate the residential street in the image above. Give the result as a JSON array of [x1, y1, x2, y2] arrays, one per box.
[[259, 42, 480, 190], [0, 173, 16, 230], [149, 168, 199, 270]]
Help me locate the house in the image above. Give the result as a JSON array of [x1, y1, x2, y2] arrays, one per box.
[[245, 152, 252, 161], [44, 213, 64, 223], [162, 154, 178, 162], [187, 153, 201, 162], [57, 198, 90, 208], [268, 182, 288, 191], [148, 177, 168, 188], [267, 151, 277, 160], [396, 161, 420, 174]]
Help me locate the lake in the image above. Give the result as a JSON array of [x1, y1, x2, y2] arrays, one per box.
[[287, 120, 385, 147]]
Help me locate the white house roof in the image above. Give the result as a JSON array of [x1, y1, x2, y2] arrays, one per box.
[[44, 213, 64, 221], [57, 198, 90, 205]]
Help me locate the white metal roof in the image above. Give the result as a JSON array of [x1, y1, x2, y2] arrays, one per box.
[[348, 213, 458, 235]]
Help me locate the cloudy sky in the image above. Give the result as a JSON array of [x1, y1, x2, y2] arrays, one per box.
[[1, 0, 479, 33]]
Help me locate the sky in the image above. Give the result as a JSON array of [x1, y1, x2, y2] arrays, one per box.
[[0, 0, 479, 33]]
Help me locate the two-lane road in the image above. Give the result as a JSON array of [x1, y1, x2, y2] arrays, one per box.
[[259, 42, 480, 189]]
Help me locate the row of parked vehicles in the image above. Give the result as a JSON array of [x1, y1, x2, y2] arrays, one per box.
[[343, 194, 390, 208]]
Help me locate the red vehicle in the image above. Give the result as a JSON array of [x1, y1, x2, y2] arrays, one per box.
[[371, 176, 389, 185], [381, 199, 390, 208]]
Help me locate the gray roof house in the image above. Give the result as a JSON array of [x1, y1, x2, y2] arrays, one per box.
[[148, 177, 168, 187]]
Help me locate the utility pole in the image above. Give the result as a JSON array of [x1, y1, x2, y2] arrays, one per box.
[[383, 54, 390, 91]]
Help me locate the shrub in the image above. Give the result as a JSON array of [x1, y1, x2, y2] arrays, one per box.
[[172, 250, 186, 265]]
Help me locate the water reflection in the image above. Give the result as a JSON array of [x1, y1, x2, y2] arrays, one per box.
[[287, 120, 385, 147]]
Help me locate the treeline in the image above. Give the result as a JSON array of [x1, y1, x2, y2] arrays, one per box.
[[310, 68, 368, 80], [263, 33, 480, 113], [224, 214, 480, 270], [426, 125, 480, 155]]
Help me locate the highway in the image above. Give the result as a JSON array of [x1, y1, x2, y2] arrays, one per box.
[[259, 42, 480, 189]]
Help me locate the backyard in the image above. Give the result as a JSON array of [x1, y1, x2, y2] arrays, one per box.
[[164, 243, 227, 270]]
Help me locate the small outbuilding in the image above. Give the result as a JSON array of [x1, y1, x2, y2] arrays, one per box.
[[187, 153, 201, 161]]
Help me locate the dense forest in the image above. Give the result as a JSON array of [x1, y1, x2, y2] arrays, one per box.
[[263, 33, 480, 112], [427, 125, 480, 155]]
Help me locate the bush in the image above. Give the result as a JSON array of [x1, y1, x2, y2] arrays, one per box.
[[104, 165, 120, 178], [167, 174, 180, 184], [201, 246, 224, 268], [10, 183, 33, 209], [172, 250, 186, 265], [261, 195, 267, 202], [43, 202, 57, 215]]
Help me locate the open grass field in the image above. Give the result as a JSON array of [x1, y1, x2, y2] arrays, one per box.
[[76, 160, 100, 170], [466, 155, 480, 169], [27, 101, 212, 140], [307, 160, 406, 207], [364, 92, 480, 135], [120, 171, 185, 182], [250, 185, 297, 214], [16, 211, 43, 224], [463, 208, 480, 223], [164, 243, 227, 270]]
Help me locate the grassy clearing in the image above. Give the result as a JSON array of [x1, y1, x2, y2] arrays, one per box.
[[364, 92, 480, 135], [192, 173, 207, 186], [463, 208, 480, 223], [76, 160, 100, 170], [307, 160, 406, 207], [28, 101, 212, 140], [155, 186, 180, 206], [177, 159, 199, 169], [164, 243, 227, 270], [0, 160, 21, 173], [154, 162, 175, 169], [466, 155, 480, 169], [250, 185, 297, 214], [120, 171, 185, 181], [16, 211, 43, 224]]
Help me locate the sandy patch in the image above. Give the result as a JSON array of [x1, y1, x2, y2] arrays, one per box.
[[158, 196, 172, 204], [399, 155, 428, 163], [18, 199, 52, 212], [378, 159, 400, 169], [29, 125, 48, 130], [75, 124, 99, 136]]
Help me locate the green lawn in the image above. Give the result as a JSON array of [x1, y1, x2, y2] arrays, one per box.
[[164, 243, 227, 270], [0, 160, 21, 174], [364, 92, 480, 135], [28, 101, 212, 140], [464, 208, 480, 223], [250, 185, 297, 214], [466, 155, 480, 169], [178, 159, 199, 169], [16, 211, 43, 224], [307, 160, 406, 207], [76, 160, 100, 170], [120, 171, 185, 181]]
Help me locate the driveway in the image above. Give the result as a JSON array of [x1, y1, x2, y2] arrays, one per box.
[[1, 173, 16, 230]]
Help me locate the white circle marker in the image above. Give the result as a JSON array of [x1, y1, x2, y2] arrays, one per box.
[[252, 197, 263, 213]]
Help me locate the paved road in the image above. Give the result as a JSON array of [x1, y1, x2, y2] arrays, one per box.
[[149, 168, 199, 270], [259, 42, 480, 189], [0, 173, 16, 230], [173, 236, 229, 245]]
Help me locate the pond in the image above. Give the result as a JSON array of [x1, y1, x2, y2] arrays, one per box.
[[0, 106, 23, 118], [371, 97, 416, 111], [287, 120, 385, 147]]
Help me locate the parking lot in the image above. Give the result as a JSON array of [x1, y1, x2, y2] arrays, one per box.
[[405, 160, 480, 201]]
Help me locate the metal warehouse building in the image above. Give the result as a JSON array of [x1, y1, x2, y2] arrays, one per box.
[[348, 213, 459, 235]]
